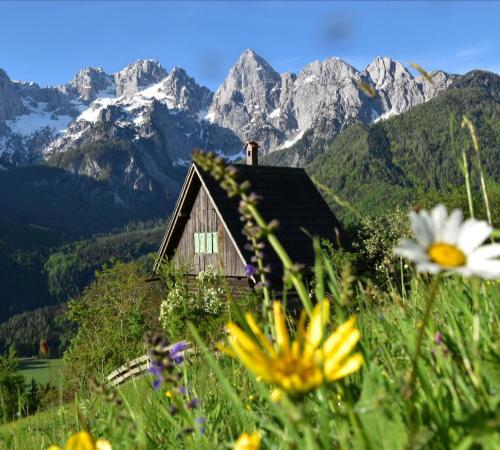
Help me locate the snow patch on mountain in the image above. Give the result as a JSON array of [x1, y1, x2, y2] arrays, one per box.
[[279, 130, 305, 150], [6, 100, 73, 136]]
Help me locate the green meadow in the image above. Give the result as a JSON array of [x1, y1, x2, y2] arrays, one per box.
[[19, 359, 63, 388]]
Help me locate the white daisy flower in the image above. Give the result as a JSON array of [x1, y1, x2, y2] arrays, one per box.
[[394, 204, 500, 279]]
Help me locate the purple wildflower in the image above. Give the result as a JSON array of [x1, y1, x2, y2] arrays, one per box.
[[434, 332, 443, 345], [171, 342, 187, 364], [187, 398, 200, 409], [148, 362, 162, 377], [244, 264, 257, 277], [178, 385, 187, 395], [196, 417, 206, 435], [171, 342, 188, 354], [149, 362, 164, 390]]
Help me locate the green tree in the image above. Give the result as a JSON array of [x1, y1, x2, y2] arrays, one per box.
[[62, 260, 164, 394], [0, 346, 25, 422]]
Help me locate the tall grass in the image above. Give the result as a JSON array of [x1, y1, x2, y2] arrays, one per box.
[[2, 275, 498, 449]]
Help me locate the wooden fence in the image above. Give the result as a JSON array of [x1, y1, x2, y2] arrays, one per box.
[[106, 342, 190, 387], [106, 354, 151, 387]]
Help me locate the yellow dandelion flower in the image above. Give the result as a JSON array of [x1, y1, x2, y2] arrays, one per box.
[[233, 431, 261, 450], [46, 431, 112, 450], [223, 300, 363, 396]]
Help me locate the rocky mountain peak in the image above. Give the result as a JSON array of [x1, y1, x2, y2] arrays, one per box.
[[230, 49, 281, 89], [0, 69, 26, 121], [114, 59, 168, 97], [364, 56, 425, 118], [417, 70, 457, 100], [365, 56, 413, 88], [67, 66, 114, 102], [297, 57, 359, 89], [146, 67, 213, 113], [207, 49, 282, 135]]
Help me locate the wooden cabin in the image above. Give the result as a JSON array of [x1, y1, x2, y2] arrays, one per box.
[[153, 142, 343, 292]]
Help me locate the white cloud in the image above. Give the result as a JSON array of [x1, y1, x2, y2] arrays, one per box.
[[456, 44, 490, 58]]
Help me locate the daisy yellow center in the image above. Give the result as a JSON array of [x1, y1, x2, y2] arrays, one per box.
[[427, 242, 466, 267]]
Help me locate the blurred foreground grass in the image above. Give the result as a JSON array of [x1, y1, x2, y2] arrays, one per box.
[[2, 276, 498, 449]]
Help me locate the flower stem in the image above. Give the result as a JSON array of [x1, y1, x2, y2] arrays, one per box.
[[461, 150, 475, 219], [406, 274, 441, 449], [246, 203, 312, 314]]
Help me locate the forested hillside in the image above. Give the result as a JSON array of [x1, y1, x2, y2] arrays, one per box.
[[0, 305, 73, 357], [0, 219, 165, 328], [301, 71, 500, 224]]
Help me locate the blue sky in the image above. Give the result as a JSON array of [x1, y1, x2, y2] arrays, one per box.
[[1, 1, 499, 90]]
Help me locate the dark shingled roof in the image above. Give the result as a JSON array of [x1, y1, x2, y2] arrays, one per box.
[[154, 162, 343, 280], [196, 163, 342, 277]]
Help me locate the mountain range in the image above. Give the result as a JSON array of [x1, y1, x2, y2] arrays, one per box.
[[0, 50, 457, 195], [1, 49, 499, 328]]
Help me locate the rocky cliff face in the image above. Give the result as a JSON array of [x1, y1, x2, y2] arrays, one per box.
[[0, 69, 27, 121], [61, 67, 114, 102], [206, 51, 457, 154], [113, 59, 168, 97], [0, 50, 459, 193]]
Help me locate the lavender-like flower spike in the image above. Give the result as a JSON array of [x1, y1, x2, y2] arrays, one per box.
[[171, 342, 188, 354], [148, 362, 162, 377], [196, 417, 206, 435], [170, 341, 188, 364], [148, 361, 164, 390]]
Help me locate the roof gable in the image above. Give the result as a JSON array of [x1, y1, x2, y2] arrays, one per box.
[[153, 164, 247, 273]]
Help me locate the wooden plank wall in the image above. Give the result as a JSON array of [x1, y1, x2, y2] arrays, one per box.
[[173, 186, 246, 277]]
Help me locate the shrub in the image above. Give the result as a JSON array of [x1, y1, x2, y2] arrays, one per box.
[[355, 207, 411, 286], [159, 264, 228, 343]]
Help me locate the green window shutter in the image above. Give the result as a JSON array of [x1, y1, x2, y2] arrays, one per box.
[[194, 233, 200, 254], [199, 232, 206, 253], [206, 232, 213, 253], [212, 232, 219, 253]]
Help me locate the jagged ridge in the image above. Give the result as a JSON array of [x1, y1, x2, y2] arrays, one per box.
[[0, 50, 459, 193]]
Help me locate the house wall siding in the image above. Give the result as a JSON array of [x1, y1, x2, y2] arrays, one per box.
[[173, 186, 246, 277]]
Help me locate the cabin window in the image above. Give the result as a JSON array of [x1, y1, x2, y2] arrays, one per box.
[[194, 233, 200, 253], [206, 232, 213, 253], [212, 232, 218, 253], [194, 232, 219, 254]]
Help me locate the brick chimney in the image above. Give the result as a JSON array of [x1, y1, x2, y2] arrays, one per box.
[[245, 141, 259, 166]]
